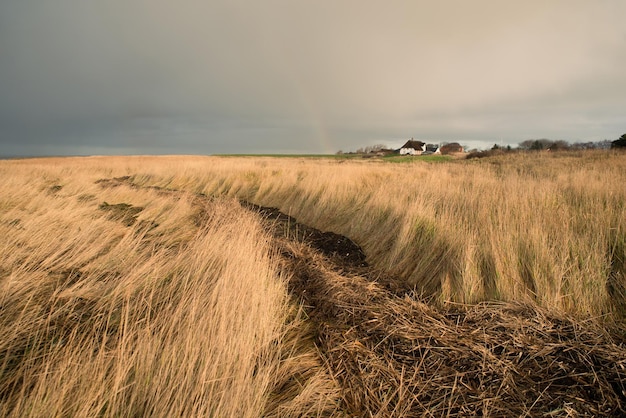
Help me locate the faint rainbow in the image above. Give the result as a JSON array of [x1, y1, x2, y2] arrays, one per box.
[[281, 61, 334, 154]]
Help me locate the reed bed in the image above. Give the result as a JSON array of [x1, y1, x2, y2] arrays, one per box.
[[0, 159, 340, 417], [1, 152, 625, 416], [120, 151, 626, 317]]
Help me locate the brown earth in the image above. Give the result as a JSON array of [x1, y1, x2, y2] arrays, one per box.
[[98, 202, 144, 226], [239, 201, 368, 268], [98, 176, 626, 417]]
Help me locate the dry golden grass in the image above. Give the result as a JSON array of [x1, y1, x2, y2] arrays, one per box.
[[118, 151, 625, 317], [1, 152, 625, 416], [0, 157, 341, 417]]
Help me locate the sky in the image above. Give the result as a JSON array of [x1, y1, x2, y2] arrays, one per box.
[[1, 1, 625, 156]]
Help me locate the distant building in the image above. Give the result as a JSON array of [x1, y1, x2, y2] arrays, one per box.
[[424, 144, 440, 154], [439, 143, 464, 154], [399, 139, 426, 155]]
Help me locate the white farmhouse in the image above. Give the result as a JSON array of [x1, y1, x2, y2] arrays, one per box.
[[399, 139, 426, 155]]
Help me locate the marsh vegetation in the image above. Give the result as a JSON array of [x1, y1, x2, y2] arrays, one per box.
[[1, 152, 625, 416]]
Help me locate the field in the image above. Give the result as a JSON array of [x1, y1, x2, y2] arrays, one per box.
[[1, 151, 626, 416]]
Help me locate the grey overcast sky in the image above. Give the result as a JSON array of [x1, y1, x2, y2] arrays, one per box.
[[1, 1, 625, 156]]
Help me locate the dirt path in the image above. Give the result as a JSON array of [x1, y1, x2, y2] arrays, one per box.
[[99, 176, 626, 417]]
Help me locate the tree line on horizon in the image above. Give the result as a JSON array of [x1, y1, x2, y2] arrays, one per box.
[[339, 133, 626, 156]]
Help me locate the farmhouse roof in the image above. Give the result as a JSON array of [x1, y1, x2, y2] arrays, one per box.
[[400, 140, 426, 150]]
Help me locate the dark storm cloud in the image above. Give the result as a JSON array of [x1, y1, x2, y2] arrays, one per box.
[[1, 1, 625, 156]]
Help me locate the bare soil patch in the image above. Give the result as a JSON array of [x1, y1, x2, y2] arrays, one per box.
[[240, 201, 367, 268], [98, 202, 144, 226]]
